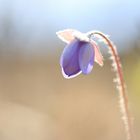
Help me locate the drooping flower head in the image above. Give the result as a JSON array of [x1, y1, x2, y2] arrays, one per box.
[[56, 29, 103, 78], [56, 29, 133, 140]]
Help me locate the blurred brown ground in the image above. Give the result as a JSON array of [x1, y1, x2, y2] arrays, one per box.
[[0, 46, 139, 140]]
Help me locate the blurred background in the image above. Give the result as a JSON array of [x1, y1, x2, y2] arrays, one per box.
[[0, 0, 140, 140]]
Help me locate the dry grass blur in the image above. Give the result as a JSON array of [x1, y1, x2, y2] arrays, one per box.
[[0, 0, 139, 139], [0, 44, 139, 140]]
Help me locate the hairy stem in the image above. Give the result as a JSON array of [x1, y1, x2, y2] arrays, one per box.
[[88, 31, 133, 140]]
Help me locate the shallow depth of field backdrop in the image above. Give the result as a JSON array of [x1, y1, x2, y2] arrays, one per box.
[[0, 0, 140, 140]]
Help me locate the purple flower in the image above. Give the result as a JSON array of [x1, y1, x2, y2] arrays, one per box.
[[56, 29, 104, 79]]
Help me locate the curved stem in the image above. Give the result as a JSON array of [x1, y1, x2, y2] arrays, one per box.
[[88, 31, 133, 140]]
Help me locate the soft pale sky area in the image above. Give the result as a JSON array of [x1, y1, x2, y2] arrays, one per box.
[[0, 0, 140, 52]]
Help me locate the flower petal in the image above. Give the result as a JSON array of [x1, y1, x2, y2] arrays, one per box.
[[90, 41, 104, 66], [56, 29, 78, 44], [79, 43, 95, 74], [60, 39, 82, 78]]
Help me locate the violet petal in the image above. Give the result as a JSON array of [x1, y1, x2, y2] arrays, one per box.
[[60, 39, 82, 78], [79, 43, 95, 74]]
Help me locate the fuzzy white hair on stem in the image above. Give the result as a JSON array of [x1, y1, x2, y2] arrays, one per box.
[[87, 31, 134, 140]]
